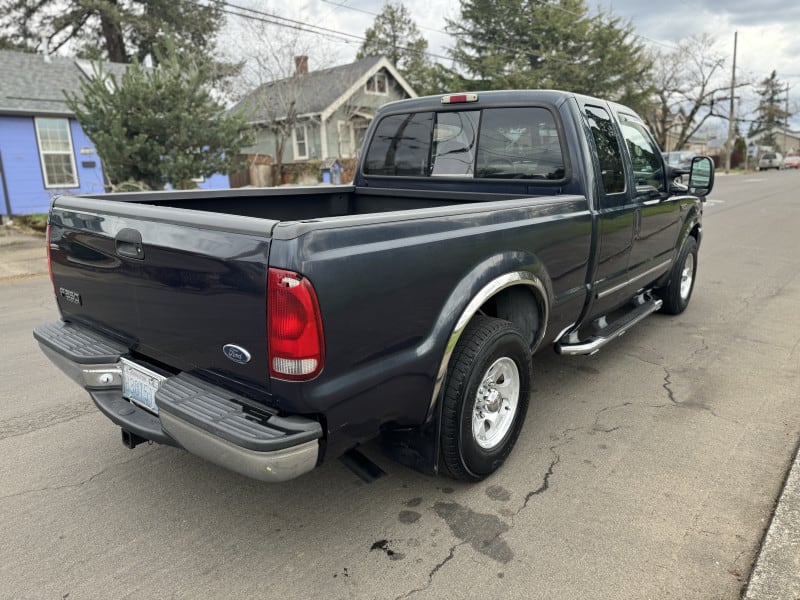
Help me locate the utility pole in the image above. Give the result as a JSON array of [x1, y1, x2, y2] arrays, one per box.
[[784, 82, 790, 154], [725, 31, 737, 172]]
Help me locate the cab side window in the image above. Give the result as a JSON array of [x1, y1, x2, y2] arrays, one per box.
[[618, 115, 665, 194]]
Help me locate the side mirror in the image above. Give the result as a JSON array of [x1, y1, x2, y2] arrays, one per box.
[[688, 156, 714, 197]]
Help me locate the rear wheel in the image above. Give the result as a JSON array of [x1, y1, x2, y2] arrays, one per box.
[[440, 316, 532, 481], [658, 236, 698, 315]]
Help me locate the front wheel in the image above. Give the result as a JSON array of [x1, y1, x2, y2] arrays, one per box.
[[440, 316, 532, 481], [658, 236, 698, 315]]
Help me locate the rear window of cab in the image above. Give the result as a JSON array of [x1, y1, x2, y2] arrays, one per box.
[[363, 107, 566, 181]]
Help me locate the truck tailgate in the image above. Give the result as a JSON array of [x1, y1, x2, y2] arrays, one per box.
[[48, 195, 277, 395]]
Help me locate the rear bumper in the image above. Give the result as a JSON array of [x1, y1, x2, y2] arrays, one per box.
[[34, 320, 322, 482]]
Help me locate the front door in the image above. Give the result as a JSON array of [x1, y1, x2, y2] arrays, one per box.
[[615, 112, 681, 287]]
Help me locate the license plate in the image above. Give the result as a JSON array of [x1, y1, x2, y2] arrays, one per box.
[[121, 358, 166, 415]]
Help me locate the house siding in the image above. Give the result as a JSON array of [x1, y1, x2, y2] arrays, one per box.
[[242, 121, 324, 165], [0, 116, 106, 216], [236, 60, 415, 176], [198, 173, 231, 189], [323, 75, 410, 159]]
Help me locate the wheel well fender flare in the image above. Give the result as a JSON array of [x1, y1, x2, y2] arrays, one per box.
[[424, 253, 551, 423]]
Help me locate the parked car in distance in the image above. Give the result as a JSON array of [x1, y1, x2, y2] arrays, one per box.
[[783, 154, 800, 169], [758, 152, 784, 170]]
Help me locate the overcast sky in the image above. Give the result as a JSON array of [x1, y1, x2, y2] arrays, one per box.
[[221, 0, 800, 129]]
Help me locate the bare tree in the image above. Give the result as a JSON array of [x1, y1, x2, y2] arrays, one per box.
[[645, 35, 747, 151], [231, 19, 338, 184]]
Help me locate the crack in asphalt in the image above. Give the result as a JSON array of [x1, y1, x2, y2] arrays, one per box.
[[688, 335, 710, 362], [662, 368, 678, 404], [625, 352, 664, 368], [0, 450, 155, 501], [0, 403, 97, 441], [592, 402, 632, 434], [655, 368, 724, 419], [398, 447, 564, 599], [517, 451, 560, 513], [393, 540, 468, 600]]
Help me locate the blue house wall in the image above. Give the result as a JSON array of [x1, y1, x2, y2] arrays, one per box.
[[0, 116, 231, 217], [0, 115, 106, 216], [198, 173, 230, 189]]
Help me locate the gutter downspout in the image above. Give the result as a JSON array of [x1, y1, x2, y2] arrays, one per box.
[[0, 149, 12, 220]]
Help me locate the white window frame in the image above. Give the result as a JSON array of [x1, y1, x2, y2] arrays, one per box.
[[365, 73, 388, 95], [292, 124, 309, 160], [336, 120, 356, 158], [34, 117, 79, 189]]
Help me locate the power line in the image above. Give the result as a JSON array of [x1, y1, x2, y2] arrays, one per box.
[[222, 2, 363, 43], [217, 0, 674, 74], [319, 0, 450, 37], [218, 0, 453, 62]]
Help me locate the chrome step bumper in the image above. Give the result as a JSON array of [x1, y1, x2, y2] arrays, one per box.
[[34, 320, 322, 482]]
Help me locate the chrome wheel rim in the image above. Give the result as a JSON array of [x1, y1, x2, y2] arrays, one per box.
[[472, 357, 520, 450], [680, 253, 695, 300]]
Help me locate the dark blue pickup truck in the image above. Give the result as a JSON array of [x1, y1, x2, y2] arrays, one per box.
[[34, 90, 714, 482]]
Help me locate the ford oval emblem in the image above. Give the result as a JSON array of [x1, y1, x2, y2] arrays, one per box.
[[223, 344, 251, 364]]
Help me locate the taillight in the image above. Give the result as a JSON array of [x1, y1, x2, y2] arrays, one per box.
[[45, 221, 55, 296], [267, 268, 324, 381]]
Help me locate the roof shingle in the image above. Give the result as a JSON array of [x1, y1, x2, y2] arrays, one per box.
[[0, 50, 126, 116], [231, 55, 384, 122]]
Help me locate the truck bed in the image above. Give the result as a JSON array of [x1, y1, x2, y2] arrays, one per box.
[[81, 184, 557, 222]]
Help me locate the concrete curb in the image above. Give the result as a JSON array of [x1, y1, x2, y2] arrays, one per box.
[[744, 439, 800, 599]]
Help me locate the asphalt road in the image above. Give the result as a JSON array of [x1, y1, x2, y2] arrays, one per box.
[[1, 172, 799, 599]]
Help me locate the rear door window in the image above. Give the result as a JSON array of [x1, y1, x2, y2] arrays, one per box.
[[584, 105, 625, 196]]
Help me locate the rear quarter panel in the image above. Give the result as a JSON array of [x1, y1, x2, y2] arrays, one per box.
[[268, 196, 592, 456]]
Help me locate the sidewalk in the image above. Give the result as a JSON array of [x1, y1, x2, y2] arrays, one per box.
[[0, 225, 48, 280], [744, 441, 800, 599]]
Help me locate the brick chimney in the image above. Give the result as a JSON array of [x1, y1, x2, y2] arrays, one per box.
[[294, 55, 308, 76]]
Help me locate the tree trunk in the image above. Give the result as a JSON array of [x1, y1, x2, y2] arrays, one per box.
[[99, 1, 128, 63]]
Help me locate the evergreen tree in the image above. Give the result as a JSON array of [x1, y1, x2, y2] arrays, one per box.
[[0, 0, 222, 64], [748, 70, 789, 149], [65, 43, 251, 190], [356, 2, 454, 96], [447, 0, 652, 113]]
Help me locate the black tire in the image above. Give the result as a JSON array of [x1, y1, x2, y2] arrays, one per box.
[[658, 236, 698, 315], [440, 316, 532, 482]]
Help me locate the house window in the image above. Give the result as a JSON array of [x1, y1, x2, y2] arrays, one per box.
[[366, 73, 388, 95], [337, 121, 356, 158], [35, 118, 79, 188], [293, 124, 309, 160]]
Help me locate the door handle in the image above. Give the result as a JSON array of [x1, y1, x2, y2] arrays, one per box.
[[115, 228, 144, 259]]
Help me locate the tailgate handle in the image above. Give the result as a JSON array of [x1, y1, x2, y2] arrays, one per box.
[[115, 228, 144, 260]]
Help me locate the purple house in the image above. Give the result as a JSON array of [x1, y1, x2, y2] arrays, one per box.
[[0, 50, 229, 218]]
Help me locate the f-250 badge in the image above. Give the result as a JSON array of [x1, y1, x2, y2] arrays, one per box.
[[58, 287, 82, 305], [223, 344, 251, 364]]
